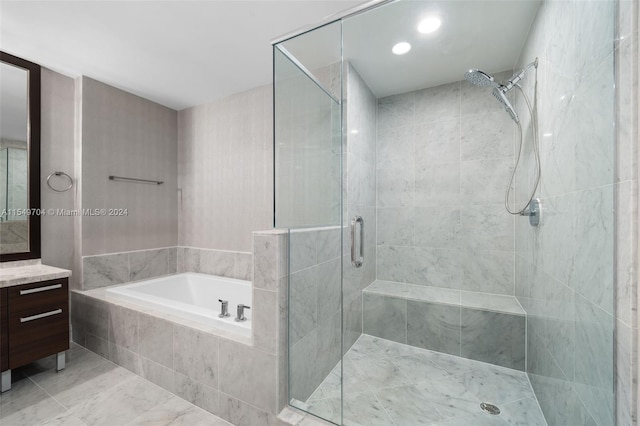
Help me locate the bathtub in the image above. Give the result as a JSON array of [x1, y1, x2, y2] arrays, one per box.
[[105, 272, 252, 337]]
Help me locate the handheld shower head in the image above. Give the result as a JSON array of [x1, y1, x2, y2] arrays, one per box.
[[464, 69, 501, 88], [492, 88, 519, 123]]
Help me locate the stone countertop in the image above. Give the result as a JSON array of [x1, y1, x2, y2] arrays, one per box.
[[0, 262, 72, 288]]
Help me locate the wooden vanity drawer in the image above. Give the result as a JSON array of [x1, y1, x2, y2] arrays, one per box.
[[8, 279, 68, 314], [8, 303, 68, 369]]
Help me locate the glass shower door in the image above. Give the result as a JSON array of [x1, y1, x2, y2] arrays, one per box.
[[274, 20, 344, 425]]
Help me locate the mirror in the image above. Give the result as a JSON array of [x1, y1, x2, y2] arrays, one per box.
[[0, 51, 41, 261]]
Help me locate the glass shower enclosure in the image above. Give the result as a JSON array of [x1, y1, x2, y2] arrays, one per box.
[[274, 1, 617, 425]]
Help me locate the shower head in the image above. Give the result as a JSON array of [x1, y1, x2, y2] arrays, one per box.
[[464, 69, 501, 88], [492, 88, 519, 123]]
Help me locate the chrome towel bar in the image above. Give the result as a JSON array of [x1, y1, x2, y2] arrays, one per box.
[[109, 175, 163, 185]]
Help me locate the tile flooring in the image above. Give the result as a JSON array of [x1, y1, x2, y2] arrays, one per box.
[[0, 344, 231, 426], [297, 334, 548, 426]]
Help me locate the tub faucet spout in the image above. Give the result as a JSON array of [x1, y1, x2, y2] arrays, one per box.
[[218, 299, 230, 318]]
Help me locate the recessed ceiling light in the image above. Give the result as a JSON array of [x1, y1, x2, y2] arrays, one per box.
[[418, 16, 441, 34], [392, 42, 411, 55]]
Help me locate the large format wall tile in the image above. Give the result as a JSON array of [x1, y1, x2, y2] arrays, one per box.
[[377, 77, 517, 297], [363, 293, 407, 344], [407, 300, 460, 356], [460, 308, 525, 370]]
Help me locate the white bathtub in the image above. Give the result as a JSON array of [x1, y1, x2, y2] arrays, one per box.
[[105, 273, 252, 337]]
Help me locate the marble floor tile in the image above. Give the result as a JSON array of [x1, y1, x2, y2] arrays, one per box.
[[458, 364, 535, 405], [374, 384, 445, 425], [68, 376, 174, 426], [0, 377, 67, 425], [305, 334, 548, 426], [4, 343, 231, 426], [499, 397, 548, 426], [126, 395, 232, 426]]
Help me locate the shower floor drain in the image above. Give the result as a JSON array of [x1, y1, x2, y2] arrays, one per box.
[[480, 402, 501, 415]]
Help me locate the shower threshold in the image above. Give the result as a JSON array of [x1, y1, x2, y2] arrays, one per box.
[[298, 334, 547, 426]]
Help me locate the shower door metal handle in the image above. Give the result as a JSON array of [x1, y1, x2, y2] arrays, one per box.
[[351, 216, 364, 267]]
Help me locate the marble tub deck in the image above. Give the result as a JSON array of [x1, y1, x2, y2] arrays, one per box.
[[0, 343, 231, 426], [297, 335, 547, 426]]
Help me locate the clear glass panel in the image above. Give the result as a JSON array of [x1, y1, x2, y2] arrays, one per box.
[[339, 0, 616, 425], [278, 0, 616, 424], [274, 19, 343, 425]]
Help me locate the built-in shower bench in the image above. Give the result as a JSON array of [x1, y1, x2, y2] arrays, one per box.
[[362, 280, 526, 370]]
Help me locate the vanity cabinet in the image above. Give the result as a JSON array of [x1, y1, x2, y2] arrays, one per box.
[[0, 277, 69, 391]]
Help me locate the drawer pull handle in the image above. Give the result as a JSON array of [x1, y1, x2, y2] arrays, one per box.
[[19, 284, 62, 295], [20, 309, 63, 323]]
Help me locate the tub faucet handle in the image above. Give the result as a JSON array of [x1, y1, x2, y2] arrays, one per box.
[[235, 304, 250, 322], [218, 299, 230, 318]]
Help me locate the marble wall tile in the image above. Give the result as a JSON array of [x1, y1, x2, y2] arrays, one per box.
[[253, 235, 280, 291], [108, 304, 139, 351], [615, 320, 632, 426], [289, 330, 320, 402], [138, 313, 174, 368], [407, 301, 460, 355], [173, 324, 219, 389], [343, 296, 363, 353], [174, 373, 221, 415], [219, 394, 277, 426], [414, 206, 460, 249], [108, 344, 144, 376], [141, 358, 176, 394], [289, 231, 317, 273], [459, 204, 514, 252], [377, 167, 414, 207], [573, 295, 614, 426], [235, 253, 253, 281], [316, 258, 341, 320], [574, 186, 614, 314], [83, 253, 129, 289], [376, 207, 414, 246], [253, 289, 278, 354], [415, 163, 460, 207], [459, 250, 514, 295], [460, 112, 515, 161], [460, 158, 514, 205], [414, 119, 460, 166], [362, 293, 407, 344], [289, 267, 318, 346], [377, 92, 414, 130], [376, 125, 414, 171], [219, 341, 277, 413], [377, 245, 416, 283], [316, 311, 341, 380], [199, 250, 236, 278], [414, 82, 460, 123], [414, 247, 461, 289], [316, 228, 340, 264], [129, 248, 171, 282], [460, 308, 525, 370]]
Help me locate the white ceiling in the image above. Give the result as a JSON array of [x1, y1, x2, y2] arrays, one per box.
[[284, 0, 541, 98], [0, 0, 362, 111], [0, 62, 28, 141]]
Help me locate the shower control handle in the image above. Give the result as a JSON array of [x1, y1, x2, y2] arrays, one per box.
[[218, 299, 230, 318], [351, 216, 364, 268]]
